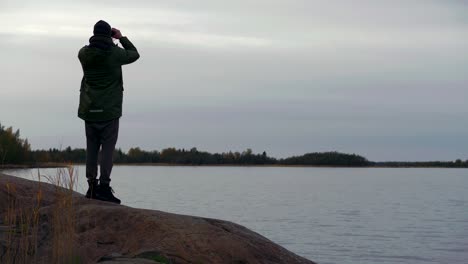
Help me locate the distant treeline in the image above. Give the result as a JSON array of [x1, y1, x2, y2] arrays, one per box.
[[23, 147, 468, 168], [30, 147, 369, 166], [373, 161, 468, 168], [1, 122, 467, 168]]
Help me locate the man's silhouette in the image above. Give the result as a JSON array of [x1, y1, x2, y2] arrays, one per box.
[[78, 20, 140, 204]]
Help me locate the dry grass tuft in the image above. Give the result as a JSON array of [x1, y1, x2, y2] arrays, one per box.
[[2, 165, 80, 264], [3, 172, 41, 264]]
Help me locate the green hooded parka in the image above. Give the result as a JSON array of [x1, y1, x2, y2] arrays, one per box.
[[78, 36, 140, 122]]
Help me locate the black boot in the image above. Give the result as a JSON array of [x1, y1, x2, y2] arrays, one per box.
[[96, 184, 121, 204], [85, 179, 99, 199]]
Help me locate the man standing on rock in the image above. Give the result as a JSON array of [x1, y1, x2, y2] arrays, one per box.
[[78, 20, 140, 204]]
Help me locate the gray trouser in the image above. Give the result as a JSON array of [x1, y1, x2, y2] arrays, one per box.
[[85, 118, 119, 185]]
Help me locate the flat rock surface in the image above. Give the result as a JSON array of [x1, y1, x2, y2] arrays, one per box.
[[99, 258, 163, 264], [0, 173, 315, 264]]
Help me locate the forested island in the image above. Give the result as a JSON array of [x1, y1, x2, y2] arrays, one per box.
[[1, 123, 467, 168]]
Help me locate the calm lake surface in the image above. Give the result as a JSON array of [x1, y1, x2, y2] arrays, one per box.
[[3, 166, 468, 264]]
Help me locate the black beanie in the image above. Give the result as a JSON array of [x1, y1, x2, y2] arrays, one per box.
[[93, 20, 112, 36]]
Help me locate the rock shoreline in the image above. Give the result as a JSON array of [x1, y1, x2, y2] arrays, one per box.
[[0, 173, 315, 264]]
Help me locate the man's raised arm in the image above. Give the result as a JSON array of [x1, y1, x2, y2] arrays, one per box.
[[112, 28, 140, 65]]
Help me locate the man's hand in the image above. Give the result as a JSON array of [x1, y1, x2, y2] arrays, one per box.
[[111, 28, 123, 39]]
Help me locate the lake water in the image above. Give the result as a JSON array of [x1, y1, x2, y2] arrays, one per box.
[[3, 166, 468, 264]]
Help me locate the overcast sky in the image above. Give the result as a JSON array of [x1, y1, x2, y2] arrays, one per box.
[[1, 0, 467, 161]]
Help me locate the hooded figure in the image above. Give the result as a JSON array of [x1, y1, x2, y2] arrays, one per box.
[[78, 20, 140, 204]]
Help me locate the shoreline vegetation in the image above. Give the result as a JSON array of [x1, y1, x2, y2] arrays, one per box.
[[1, 162, 468, 170], [1, 122, 467, 169]]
